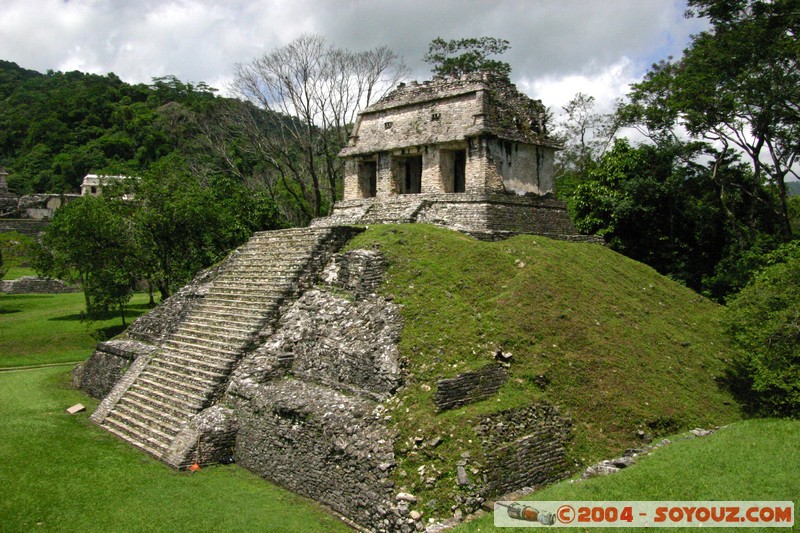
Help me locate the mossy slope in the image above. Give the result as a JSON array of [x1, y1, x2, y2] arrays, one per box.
[[346, 224, 740, 502]]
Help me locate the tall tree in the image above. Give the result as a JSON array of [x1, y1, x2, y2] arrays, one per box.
[[229, 35, 407, 220], [129, 155, 264, 299], [622, 0, 800, 241], [34, 195, 141, 326], [554, 92, 616, 198], [423, 37, 512, 78]]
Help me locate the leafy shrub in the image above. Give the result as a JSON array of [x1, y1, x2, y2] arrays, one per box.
[[723, 245, 800, 417]]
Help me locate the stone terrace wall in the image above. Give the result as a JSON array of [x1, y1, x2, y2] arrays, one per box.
[[434, 363, 508, 411], [0, 276, 80, 294], [318, 193, 594, 242], [476, 405, 572, 495]]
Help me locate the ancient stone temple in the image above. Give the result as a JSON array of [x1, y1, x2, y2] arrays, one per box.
[[314, 72, 583, 240], [79, 73, 584, 533]]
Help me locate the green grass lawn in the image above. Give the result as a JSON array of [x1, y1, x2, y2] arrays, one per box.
[[0, 367, 352, 532], [1, 265, 36, 280], [0, 292, 151, 368], [458, 418, 799, 532]]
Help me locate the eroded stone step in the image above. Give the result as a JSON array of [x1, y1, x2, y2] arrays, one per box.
[[136, 375, 206, 405], [150, 357, 228, 382], [167, 332, 243, 352], [208, 282, 296, 293], [103, 421, 167, 459], [233, 248, 314, 259], [201, 296, 281, 309], [125, 388, 197, 418], [191, 307, 277, 324], [205, 288, 289, 299], [113, 404, 180, 440], [180, 316, 259, 333], [104, 415, 171, 450], [194, 298, 280, 312], [115, 393, 187, 430], [140, 365, 219, 392], [106, 409, 177, 444], [156, 349, 234, 373], [185, 306, 270, 324], [175, 324, 252, 344], [117, 393, 192, 424], [129, 382, 205, 412], [162, 339, 241, 360], [219, 268, 307, 278]]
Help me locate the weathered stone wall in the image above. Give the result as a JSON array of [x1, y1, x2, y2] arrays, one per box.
[[476, 405, 572, 495], [340, 173, 583, 237], [350, 91, 483, 155], [0, 276, 80, 294], [484, 198, 576, 236], [434, 364, 508, 411], [165, 406, 238, 467], [256, 289, 402, 398], [220, 247, 412, 531], [320, 249, 388, 297], [487, 140, 555, 195], [73, 339, 156, 399], [231, 379, 400, 530], [318, 193, 589, 242]]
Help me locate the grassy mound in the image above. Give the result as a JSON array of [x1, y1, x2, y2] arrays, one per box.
[[346, 224, 740, 505], [459, 419, 799, 532]]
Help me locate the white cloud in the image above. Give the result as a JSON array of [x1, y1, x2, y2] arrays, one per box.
[[519, 57, 640, 115], [0, 0, 706, 104]]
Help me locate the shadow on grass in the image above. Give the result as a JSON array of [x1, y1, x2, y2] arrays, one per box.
[[48, 313, 87, 322], [0, 309, 22, 315], [92, 325, 127, 341], [0, 294, 51, 300], [49, 307, 148, 323]]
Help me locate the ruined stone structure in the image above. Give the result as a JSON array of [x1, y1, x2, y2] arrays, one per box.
[[313, 72, 585, 241], [80, 232, 572, 531], [79, 75, 584, 531], [80, 174, 135, 197]]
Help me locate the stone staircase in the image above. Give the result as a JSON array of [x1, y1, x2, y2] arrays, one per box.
[[361, 196, 427, 224], [91, 227, 359, 466]]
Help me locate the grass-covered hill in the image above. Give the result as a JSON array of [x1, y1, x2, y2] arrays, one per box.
[[346, 224, 741, 497]]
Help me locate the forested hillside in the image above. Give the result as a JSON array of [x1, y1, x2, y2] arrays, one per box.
[[0, 60, 221, 195]]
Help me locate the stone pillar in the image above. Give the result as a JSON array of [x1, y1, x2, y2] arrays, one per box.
[[375, 152, 395, 198], [421, 147, 444, 194], [465, 137, 490, 194], [476, 138, 504, 194], [439, 150, 455, 193], [342, 159, 360, 200]]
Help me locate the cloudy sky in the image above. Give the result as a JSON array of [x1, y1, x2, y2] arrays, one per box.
[[0, 0, 707, 115]]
